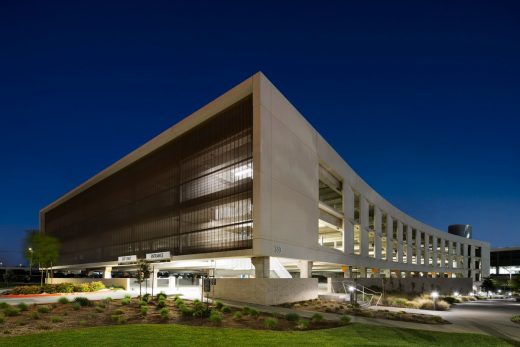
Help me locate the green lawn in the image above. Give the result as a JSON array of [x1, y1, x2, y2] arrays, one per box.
[[0, 323, 516, 347]]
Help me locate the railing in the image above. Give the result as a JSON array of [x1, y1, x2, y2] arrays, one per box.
[[342, 280, 382, 307]]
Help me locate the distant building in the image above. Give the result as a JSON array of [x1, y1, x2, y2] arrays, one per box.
[[490, 247, 520, 277]]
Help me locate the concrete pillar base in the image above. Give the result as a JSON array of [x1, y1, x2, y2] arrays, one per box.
[[298, 260, 313, 278], [252, 257, 270, 278]]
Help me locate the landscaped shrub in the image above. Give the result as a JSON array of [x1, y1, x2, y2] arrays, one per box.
[[340, 315, 351, 325], [103, 297, 112, 305], [180, 305, 194, 317], [209, 310, 222, 326], [264, 317, 278, 329], [57, 297, 70, 304], [174, 297, 184, 307], [436, 300, 450, 311], [114, 309, 124, 315], [95, 306, 104, 313], [0, 303, 8, 309], [50, 316, 63, 323], [0, 314, 4, 324], [285, 312, 300, 322], [249, 308, 259, 318], [311, 313, 323, 323], [221, 305, 231, 314], [73, 283, 90, 292], [4, 307, 21, 317], [442, 296, 460, 305], [121, 298, 131, 305], [111, 314, 127, 324], [30, 312, 40, 320], [242, 306, 251, 315], [193, 302, 211, 318], [88, 281, 105, 291], [214, 301, 224, 310], [72, 303, 81, 311], [8, 285, 42, 295], [156, 299, 166, 309], [74, 297, 92, 307], [156, 292, 167, 301], [139, 300, 148, 307], [56, 283, 74, 293], [37, 306, 50, 314], [17, 302, 29, 311], [233, 311, 242, 320], [140, 305, 149, 316], [159, 307, 170, 321], [142, 293, 151, 303], [512, 315, 520, 324]]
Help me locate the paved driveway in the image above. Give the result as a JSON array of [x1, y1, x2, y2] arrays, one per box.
[[370, 299, 520, 342]]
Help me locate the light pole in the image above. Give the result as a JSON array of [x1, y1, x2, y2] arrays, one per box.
[[348, 285, 356, 304], [431, 291, 439, 310], [28, 247, 33, 277]]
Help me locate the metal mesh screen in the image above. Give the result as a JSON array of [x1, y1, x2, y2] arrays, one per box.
[[45, 96, 253, 264]]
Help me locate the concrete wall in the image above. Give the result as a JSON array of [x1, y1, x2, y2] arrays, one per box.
[[45, 278, 130, 290], [209, 278, 318, 305], [329, 277, 473, 296]]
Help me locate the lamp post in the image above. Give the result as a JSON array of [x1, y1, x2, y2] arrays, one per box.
[[28, 247, 33, 277], [431, 291, 439, 310], [348, 285, 356, 304]]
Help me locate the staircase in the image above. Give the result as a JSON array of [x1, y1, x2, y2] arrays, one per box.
[[341, 280, 382, 307]]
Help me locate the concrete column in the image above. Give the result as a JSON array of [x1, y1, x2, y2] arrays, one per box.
[[441, 240, 446, 268], [397, 221, 403, 263], [374, 207, 382, 260], [343, 186, 355, 255], [425, 234, 430, 266], [152, 267, 159, 293], [360, 197, 369, 257], [415, 229, 421, 265], [406, 226, 413, 264], [470, 245, 476, 280], [432, 237, 438, 268], [252, 256, 270, 278], [358, 267, 367, 278], [344, 266, 353, 278], [448, 241, 453, 269], [463, 243, 469, 275], [386, 215, 393, 262], [298, 260, 313, 278], [103, 266, 112, 279]]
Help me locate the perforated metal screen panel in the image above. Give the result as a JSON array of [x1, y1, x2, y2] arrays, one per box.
[[45, 96, 253, 264]]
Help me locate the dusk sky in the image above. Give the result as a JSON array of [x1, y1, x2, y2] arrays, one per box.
[[1, 1, 519, 265]]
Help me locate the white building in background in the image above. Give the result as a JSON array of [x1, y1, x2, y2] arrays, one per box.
[[41, 72, 490, 304]]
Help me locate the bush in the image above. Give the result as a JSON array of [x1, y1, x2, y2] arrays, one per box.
[[285, 312, 300, 322], [121, 298, 131, 305], [50, 316, 63, 323], [180, 305, 194, 317], [174, 297, 184, 307], [210, 310, 222, 326], [140, 305, 149, 316], [0, 314, 4, 324], [242, 306, 251, 315], [72, 303, 81, 311], [233, 311, 242, 320], [512, 315, 520, 324], [3, 306, 20, 317], [89, 281, 105, 291], [221, 305, 231, 314], [214, 301, 224, 310], [156, 292, 167, 301], [159, 307, 170, 321], [436, 300, 450, 311], [56, 283, 74, 293], [17, 302, 29, 311], [74, 297, 92, 307], [111, 314, 127, 324], [124, 294, 132, 300], [114, 309, 124, 315], [296, 319, 309, 330], [249, 308, 259, 318], [142, 294, 151, 303], [95, 306, 104, 313], [103, 297, 112, 305], [73, 283, 90, 292], [442, 296, 460, 305], [30, 312, 41, 320], [57, 297, 70, 304], [340, 315, 351, 325], [139, 300, 148, 307], [37, 306, 51, 314], [156, 299, 166, 309], [0, 303, 8, 309], [193, 302, 211, 318], [264, 317, 278, 329], [311, 313, 323, 323]]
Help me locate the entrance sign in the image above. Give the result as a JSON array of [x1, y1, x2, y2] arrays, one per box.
[[146, 251, 171, 262], [118, 255, 137, 264]]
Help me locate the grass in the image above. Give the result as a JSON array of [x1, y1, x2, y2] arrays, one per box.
[[0, 323, 514, 346]]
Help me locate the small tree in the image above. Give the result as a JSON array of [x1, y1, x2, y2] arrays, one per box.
[[136, 259, 151, 298], [481, 277, 496, 296], [23, 231, 60, 286]]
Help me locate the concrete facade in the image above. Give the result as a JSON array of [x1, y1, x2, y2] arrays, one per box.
[[40, 72, 490, 304]]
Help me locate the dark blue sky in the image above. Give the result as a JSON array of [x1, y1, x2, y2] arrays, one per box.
[[1, 1, 519, 265]]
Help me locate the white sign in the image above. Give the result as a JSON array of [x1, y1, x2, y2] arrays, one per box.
[[118, 255, 137, 264], [146, 251, 171, 262]]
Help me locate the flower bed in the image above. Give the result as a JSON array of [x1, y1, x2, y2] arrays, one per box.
[[5, 282, 105, 295]]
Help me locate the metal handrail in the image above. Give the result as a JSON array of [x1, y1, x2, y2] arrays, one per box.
[[342, 280, 383, 307]]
